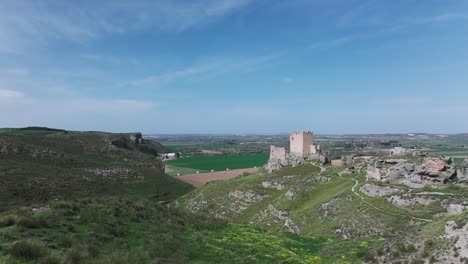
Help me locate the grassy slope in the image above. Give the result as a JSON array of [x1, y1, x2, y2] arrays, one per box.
[[1, 129, 467, 263], [0, 128, 192, 210], [0, 128, 345, 264], [177, 160, 468, 263]]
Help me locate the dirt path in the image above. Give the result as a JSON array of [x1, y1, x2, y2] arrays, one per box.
[[176, 167, 259, 187], [351, 178, 432, 222]]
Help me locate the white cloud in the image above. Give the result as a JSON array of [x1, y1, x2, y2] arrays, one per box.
[[309, 34, 363, 50], [118, 53, 280, 88], [372, 96, 432, 105], [398, 13, 468, 25], [0, 89, 25, 99], [0, 0, 254, 53], [0, 90, 156, 117]]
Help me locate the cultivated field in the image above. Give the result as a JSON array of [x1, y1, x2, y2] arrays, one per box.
[[175, 167, 259, 187], [165, 153, 268, 176]]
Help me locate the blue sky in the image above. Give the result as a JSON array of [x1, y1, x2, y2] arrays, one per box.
[[0, 0, 467, 134]]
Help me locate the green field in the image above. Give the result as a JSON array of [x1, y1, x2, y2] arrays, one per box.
[[165, 153, 269, 172]]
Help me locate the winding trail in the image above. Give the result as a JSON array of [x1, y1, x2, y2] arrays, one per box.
[[350, 178, 433, 223]]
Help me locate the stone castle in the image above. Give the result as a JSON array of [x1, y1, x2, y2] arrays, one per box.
[[270, 131, 318, 160], [266, 131, 323, 172]]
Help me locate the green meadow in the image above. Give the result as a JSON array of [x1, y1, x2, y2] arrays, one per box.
[[165, 153, 269, 172]]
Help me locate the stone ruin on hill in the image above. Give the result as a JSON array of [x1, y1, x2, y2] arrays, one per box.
[[366, 156, 468, 188], [265, 131, 327, 172]]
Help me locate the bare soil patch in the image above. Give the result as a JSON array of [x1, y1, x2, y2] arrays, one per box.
[[176, 167, 259, 187], [200, 149, 223, 155]]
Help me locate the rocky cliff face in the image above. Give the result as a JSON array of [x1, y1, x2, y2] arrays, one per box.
[[457, 158, 468, 183], [366, 157, 457, 188], [264, 154, 307, 173]]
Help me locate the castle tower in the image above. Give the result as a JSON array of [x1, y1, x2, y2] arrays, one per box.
[[290, 131, 314, 156]]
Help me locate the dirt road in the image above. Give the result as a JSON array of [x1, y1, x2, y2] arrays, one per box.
[[175, 167, 259, 187]]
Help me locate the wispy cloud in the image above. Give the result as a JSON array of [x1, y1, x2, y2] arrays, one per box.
[[398, 12, 468, 25], [309, 34, 362, 50], [0, 89, 26, 100], [118, 53, 280, 89], [372, 96, 432, 106], [0, 0, 254, 53], [0, 89, 156, 113], [79, 53, 139, 66]]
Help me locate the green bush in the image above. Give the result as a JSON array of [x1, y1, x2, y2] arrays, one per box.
[[0, 215, 16, 227], [58, 235, 74, 248], [64, 246, 90, 264], [9, 240, 50, 260], [16, 216, 48, 229], [41, 254, 61, 264]]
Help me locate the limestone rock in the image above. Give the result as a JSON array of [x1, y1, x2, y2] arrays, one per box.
[[387, 194, 438, 208], [264, 154, 306, 173], [366, 165, 384, 180], [423, 157, 447, 174], [456, 158, 468, 183], [447, 202, 468, 215], [360, 183, 400, 197], [443, 221, 468, 261]]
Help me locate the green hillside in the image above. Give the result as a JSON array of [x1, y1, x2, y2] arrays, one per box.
[[176, 159, 468, 263], [0, 128, 189, 210], [1, 128, 467, 263]]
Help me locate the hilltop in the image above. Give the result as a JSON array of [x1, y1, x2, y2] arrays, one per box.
[[0, 127, 191, 210]]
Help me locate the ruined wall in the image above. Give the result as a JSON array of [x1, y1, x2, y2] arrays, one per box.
[[290, 131, 313, 156], [270, 145, 287, 160], [331, 159, 345, 166], [310, 145, 317, 154]]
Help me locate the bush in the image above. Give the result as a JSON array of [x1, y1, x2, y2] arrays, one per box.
[[41, 254, 61, 264], [64, 245, 99, 264], [59, 235, 74, 248], [0, 215, 16, 227], [64, 246, 89, 264], [16, 216, 48, 229], [9, 240, 49, 260]]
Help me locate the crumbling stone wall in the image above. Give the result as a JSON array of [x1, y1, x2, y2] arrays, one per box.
[[270, 145, 287, 160]]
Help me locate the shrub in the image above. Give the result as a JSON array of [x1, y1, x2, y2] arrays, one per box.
[[16, 216, 48, 229], [64, 246, 89, 264], [0, 215, 16, 227], [406, 244, 417, 253], [41, 254, 61, 264], [9, 240, 49, 260], [64, 245, 99, 264], [59, 235, 74, 248]]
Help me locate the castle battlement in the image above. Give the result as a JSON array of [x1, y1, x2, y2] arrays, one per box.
[[290, 131, 313, 135]]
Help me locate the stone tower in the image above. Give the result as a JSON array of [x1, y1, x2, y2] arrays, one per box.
[[290, 131, 314, 156]]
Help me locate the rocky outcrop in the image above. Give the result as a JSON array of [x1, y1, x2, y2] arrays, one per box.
[[456, 159, 468, 183], [359, 183, 400, 197], [366, 157, 456, 188], [366, 165, 384, 180], [264, 154, 306, 173], [447, 203, 468, 215], [423, 158, 447, 174], [387, 194, 439, 208], [441, 221, 468, 262]]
